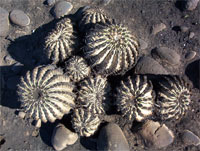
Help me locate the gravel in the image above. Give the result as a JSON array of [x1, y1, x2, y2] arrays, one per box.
[[9, 9, 30, 27], [0, 7, 9, 37]]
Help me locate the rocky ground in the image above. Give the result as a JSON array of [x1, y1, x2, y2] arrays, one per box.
[[0, 0, 200, 151]]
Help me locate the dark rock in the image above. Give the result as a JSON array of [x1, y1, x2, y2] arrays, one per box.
[[52, 1, 73, 19], [185, 51, 196, 61], [151, 23, 166, 35], [151, 47, 181, 66], [97, 123, 130, 151], [51, 124, 78, 151], [185, 0, 199, 10], [181, 130, 200, 146], [9, 9, 30, 27], [0, 7, 9, 37], [134, 56, 168, 75], [140, 120, 174, 148]]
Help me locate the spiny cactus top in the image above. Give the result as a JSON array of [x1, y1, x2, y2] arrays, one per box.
[[17, 65, 76, 123], [44, 18, 77, 63], [156, 76, 191, 120], [116, 75, 155, 122], [84, 23, 139, 75], [71, 108, 101, 137], [64, 56, 91, 82], [77, 75, 110, 114], [79, 7, 111, 32]]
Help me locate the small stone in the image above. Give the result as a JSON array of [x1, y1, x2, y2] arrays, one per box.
[[0, 7, 9, 37], [51, 124, 78, 151], [18, 111, 26, 119], [180, 26, 189, 32], [185, 51, 196, 61], [139, 39, 148, 50], [101, 0, 112, 5], [52, 1, 73, 19], [140, 120, 174, 148], [46, 0, 55, 6], [151, 23, 166, 35], [6, 76, 20, 90], [32, 129, 39, 137], [4, 55, 16, 64], [181, 130, 200, 146], [9, 9, 30, 27], [11, 62, 23, 74], [97, 123, 130, 151], [134, 56, 169, 75], [34, 119, 42, 128], [189, 32, 195, 39], [151, 47, 181, 66], [185, 0, 199, 11]]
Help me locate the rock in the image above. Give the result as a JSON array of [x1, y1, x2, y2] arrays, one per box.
[[189, 32, 195, 39], [46, 0, 55, 6], [139, 39, 148, 50], [151, 23, 166, 35], [181, 130, 200, 146], [151, 47, 181, 66], [4, 55, 16, 65], [180, 26, 189, 33], [185, 0, 199, 11], [9, 9, 30, 27], [134, 56, 169, 75], [52, 1, 73, 19], [51, 124, 78, 151], [140, 120, 174, 148], [185, 51, 196, 61], [18, 111, 26, 119], [97, 123, 130, 151], [0, 7, 9, 37], [6, 76, 20, 90], [34, 119, 42, 128], [11, 62, 23, 74]]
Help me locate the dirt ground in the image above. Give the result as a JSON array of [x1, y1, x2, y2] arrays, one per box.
[[0, 0, 200, 151]]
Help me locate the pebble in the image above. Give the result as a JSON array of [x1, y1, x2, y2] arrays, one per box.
[[151, 23, 166, 35], [0, 7, 9, 37], [134, 56, 169, 75], [185, 0, 200, 11], [4, 55, 16, 65], [180, 26, 189, 33], [139, 39, 148, 50], [18, 111, 26, 119], [46, 0, 56, 6], [185, 51, 196, 60], [6, 76, 20, 90], [9, 9, 30, 27], [101, 0, 112, 5], [140, 120, 174, 148], [189, 32, 195, 39], [151, 47, 181, 66], [32, 129, 39, 137], [52, 1, 73, 19], [11, 62, 23, 74], [34, 119, 42, 128], [51, 124, 78, 151], [97, 123, 130, 151], [181, 130, 200, 146]]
